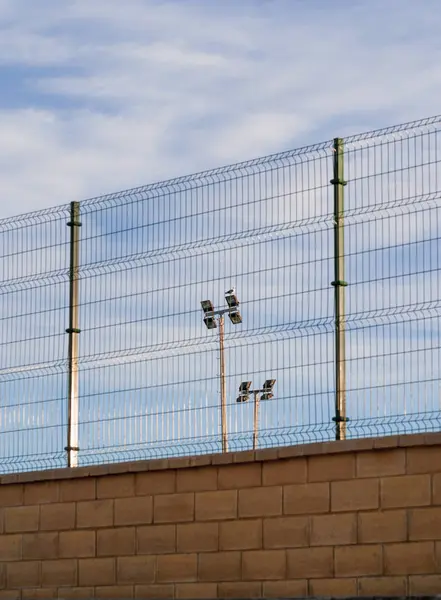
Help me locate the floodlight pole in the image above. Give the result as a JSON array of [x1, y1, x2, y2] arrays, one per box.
[[218, 315, 228, 453], [66, 201, 81, 467], [331, 138, 348, 441], [252, 391, 260, 451]]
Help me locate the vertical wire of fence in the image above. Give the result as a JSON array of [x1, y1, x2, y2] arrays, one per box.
[[0, 114, 440, 473]]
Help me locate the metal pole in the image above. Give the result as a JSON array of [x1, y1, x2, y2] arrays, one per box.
[[219, 315, 228, 452], [331, 138, 348, 440], [66, 201, 81, 467], [252, 391, 260, 450]]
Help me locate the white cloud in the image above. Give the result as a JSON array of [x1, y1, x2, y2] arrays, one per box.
[[0, 0, 441, 217]]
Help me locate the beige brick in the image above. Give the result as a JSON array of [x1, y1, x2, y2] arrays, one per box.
[[134, 584, 174, 599], [137, 524, 175, 554], [40, 503, 75, 531], [331, 478, 379, 511], [175, 583, 217, 599], [24, 481, 59, 505], [263, 516, 308, 549], [41, 559, 77, 587], [358, 576, 408, 596], [359, 509, 407, 543], [115, 497, 153, 526], [23, 532, 58, 559], [59, 530, 96, 558], [437, 540, 441, 569], [262, 458, 306, 486], [357, 448, 406, 477], [195, 490, 236, 521], [79, 558, 116, 586], [97, 474, 135, 499], [407, 445, 441, 473], [242, 550, 286, 580], [262, 580, 307, 598], [239, 486, 282, 517], [21, 589, 58, 599], [98, 527, 135, 556], [384, 541, 436, 574], [381, 474, 431, 508], [136, 471, 175, 496], [220, 519, 262, 550], [0, 593, 20, 600], [0, 485, 23, 507], [308, 452, 355, 482], [117, 556, 155, 584], [77, 499, 113, 528], [59, 478, 96, 502], [310, 513, 356, 546], [7, 561, 40, 588], [157, 554, 197, 582], [335, 544, 382, 576], [54, 587, 94, 599], [218, 463, 261, 489], [155, 493, 194, 523], [177, 522, 218, 552], [4, 505, 39, 532], [309, 578, 357, 597], [434, 473, 441, 505], [220, 581, 263, 598], [198, 551, 241, 582], [177, 467, 217, 492], [0, 535, 21, 561], [95, 586, 134, 599], [409, 575, 441, 594], [284, 482, 329, 515], [409, 506, 441, 540], [287, 547, 333, 578]]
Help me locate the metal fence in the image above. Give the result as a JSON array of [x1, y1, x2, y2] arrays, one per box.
[[1, 115, 440, 474]]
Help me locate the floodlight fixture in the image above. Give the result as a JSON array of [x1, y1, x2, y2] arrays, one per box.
[[236, 381, 251, 403], [203, 315, 217, 329], [228, 309, 242, 325], [225, 288, 240, 308], [261, 379, 276, 400], [201, 299, 215, 314]]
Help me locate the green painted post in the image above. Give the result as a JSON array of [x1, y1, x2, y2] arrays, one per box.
[[331, 138, 349, 440]]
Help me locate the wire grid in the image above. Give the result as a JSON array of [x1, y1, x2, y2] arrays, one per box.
[[0, 115, 440, 473]]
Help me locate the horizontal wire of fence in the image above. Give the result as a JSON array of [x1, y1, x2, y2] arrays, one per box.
[[0, 114, 440, 473]]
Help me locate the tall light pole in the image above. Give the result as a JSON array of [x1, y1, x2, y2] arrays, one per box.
[[201, 289, 243, 453], [236, 379, 276, 450]]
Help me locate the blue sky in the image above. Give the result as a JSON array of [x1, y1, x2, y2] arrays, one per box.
[[1, 0, 441, 470], [1, 0, 441, 218]]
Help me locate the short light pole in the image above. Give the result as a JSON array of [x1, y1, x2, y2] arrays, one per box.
[[201, 289, 243, 453], [236, 379, 276, 450]]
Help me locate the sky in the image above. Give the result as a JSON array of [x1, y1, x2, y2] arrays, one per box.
[[0, 0, 441, 219], [0, 0, 441, 471]]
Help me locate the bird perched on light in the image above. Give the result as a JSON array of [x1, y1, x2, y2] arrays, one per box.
[[226, 287, 236, 295]]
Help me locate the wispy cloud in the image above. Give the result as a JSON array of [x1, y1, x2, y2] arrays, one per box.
[[0, 0, 441, 217]]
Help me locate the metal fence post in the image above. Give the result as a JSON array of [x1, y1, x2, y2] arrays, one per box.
[[218, 315, 228, 453], [65, 201, 81, 467], [331, 138, 349, 440]]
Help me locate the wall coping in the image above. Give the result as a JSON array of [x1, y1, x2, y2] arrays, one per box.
[[2, 432, 440, 485]]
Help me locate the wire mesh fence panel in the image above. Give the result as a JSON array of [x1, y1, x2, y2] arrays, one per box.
[[0, 115, 440, 473], [0, 208, 70, 472]]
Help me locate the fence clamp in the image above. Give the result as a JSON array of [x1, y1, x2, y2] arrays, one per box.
[[332, 416, 350, 423], [65, 328, 81, 334], [64, 446, 80, 452], [331, 280, 348, 287]]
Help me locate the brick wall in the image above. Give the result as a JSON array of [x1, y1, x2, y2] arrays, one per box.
[[1, 433, 441, 598]]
